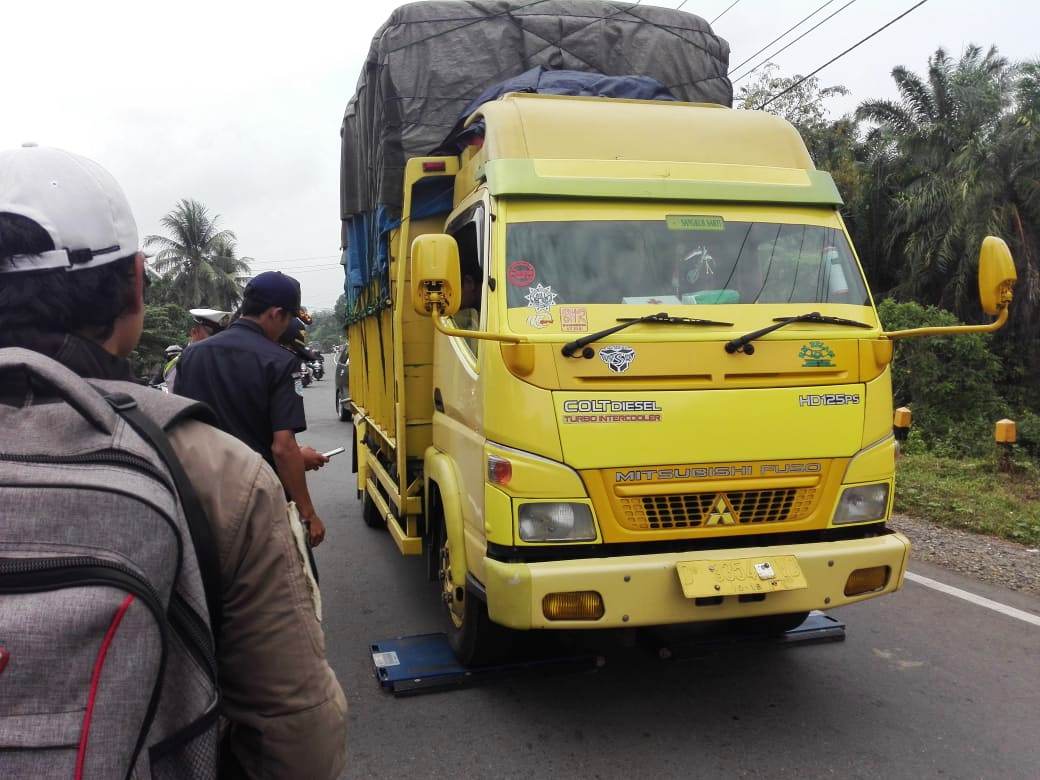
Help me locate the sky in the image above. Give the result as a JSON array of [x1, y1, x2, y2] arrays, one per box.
[[3, 0, 1036, 311]]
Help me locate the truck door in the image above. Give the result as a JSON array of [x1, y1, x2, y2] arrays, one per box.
[[434, 199, 490, 570]]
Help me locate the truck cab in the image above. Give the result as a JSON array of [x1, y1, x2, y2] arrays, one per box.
[[351, 93, 1015, 663]]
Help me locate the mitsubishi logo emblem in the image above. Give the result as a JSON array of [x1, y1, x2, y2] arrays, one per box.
[[705, 495, 736, 526]]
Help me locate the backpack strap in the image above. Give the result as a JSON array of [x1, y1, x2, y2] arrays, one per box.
[[100, 391, 223, 644]]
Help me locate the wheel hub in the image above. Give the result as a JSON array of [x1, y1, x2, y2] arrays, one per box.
[[439, 536, 464, 628]]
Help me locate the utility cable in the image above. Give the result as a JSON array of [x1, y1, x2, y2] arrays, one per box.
[[728, 0, 836, 77], [732, 0, 858, 85], [246, 263, 343, 273], [758, 0, 931, 108], [248, 253, 341, 267], [710, 0, 741, 25]]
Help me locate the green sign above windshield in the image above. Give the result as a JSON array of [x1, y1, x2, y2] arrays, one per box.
[[666, 215, 725, 231]]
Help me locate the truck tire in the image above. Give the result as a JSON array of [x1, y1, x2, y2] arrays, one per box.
[[437, 518, 509, 666], [336, 390, 351, 422], [362, 490, 385, 529]]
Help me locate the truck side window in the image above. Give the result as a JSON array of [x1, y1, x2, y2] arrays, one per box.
[[448, 215, 483, 356]]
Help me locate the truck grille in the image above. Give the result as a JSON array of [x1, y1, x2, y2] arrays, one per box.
[[618, 488, 816, 531]]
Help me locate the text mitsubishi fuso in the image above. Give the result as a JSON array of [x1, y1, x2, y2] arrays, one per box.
[[339, 2, 1017, 664]]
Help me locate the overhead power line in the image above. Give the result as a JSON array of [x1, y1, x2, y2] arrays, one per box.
[[247, 253, 341, 267], [759, 0, 931, 109], [728, 0, 836, 77], [247, 264, 343, 274], [732, 0, 858, 85], [710, 0, 741, 24]]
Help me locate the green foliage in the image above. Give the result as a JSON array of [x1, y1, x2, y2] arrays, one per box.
[[145, 199, 251, 311], [304, 294, 347, 350], [896, 453, 1040, 544], [130, 303, 193, 380], [879, 299, 1006, 455]]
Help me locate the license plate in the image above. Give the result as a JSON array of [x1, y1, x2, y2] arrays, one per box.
[[676, 556, 808, 598]]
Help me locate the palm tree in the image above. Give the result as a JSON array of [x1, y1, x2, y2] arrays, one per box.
[[145, 199, 251, 311], [856, 46, 1038, 328]]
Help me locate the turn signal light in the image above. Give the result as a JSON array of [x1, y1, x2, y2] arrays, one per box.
[[844, 566, 890, 597], [487, 455, 512, 486], [542, 591, 604, 621]]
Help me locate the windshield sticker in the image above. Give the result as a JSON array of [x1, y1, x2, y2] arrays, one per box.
[[508, 260, 536, 287], [562, 400, 662, 424], [560, 307, 588, 333], [666, 215, 725, 231], [528, 312, 553, 329], [799, 341, 836, 368], [599, 345, 636, 373], [524, 282, 557, 313]]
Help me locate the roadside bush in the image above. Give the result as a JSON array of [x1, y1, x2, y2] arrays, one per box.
[[878, 299, 1007, 456], [1015, 408, 1040, 459], [131, 303, 192, 380]]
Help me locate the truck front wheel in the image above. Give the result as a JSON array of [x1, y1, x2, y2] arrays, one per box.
[[437, 519, 509, 666]]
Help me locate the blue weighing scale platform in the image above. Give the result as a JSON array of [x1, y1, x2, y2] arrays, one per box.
[[371, 612, 844, 696]]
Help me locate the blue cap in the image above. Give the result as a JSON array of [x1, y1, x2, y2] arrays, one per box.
[[244, 271, 301, 315]]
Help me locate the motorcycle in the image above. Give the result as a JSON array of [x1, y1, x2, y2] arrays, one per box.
[[308, 356, 325, 380]]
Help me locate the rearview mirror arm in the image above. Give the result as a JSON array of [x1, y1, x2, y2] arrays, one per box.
[[883, 306, 1009, 340], [431, 306, 525, 343]]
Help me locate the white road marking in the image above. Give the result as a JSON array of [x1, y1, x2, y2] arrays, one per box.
[[906, 571, 1040, 627]]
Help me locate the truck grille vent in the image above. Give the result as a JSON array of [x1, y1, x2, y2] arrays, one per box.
[[619, 488, 816, 531]]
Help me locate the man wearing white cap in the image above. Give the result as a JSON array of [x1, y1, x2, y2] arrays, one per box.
[[189, 307, 232, 342], [163, 306, 231, 387], [0, 145, 347, 778]]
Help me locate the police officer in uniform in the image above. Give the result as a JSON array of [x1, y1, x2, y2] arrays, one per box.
[[163, 307, 230, 388], [175, 271, 330, 546], [188, 307, 232, 342]]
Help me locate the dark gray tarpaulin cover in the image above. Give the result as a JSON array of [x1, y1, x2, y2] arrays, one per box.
[[433, 66, 678, 154], [340, 0, 732, 223]]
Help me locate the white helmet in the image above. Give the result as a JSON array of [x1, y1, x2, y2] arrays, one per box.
[[189, 308, 231, 332]]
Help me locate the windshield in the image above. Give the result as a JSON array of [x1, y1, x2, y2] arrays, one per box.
[[505, 217, 869, 308]]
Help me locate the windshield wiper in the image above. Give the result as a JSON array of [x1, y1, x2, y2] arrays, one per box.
[[724, 311, 873, 355], [562, 311, 733, 358]]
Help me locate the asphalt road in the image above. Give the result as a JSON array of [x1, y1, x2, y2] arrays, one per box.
[[299, 380, 1040, 779]]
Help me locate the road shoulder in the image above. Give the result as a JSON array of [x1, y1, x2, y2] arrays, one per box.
[[892, 513, 1040, 602]]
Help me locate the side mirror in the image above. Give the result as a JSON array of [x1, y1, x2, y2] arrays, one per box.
[[978, 236, 1016, 316], [410, 234, 461, 318]]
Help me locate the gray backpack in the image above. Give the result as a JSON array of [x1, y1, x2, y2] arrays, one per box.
[[0, 348, 223, 779]]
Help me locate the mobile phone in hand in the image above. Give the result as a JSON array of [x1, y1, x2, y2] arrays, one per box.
[[322, 447, 346, 458]]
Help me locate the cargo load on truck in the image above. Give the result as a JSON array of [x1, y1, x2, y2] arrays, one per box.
[[340, 0, 732, 316]]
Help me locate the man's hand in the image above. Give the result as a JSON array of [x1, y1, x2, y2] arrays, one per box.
[[300, 446, 330, 471], [302, 513, 326, 547]]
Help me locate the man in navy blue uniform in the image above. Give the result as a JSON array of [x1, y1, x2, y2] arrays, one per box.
[[175, 271, 330, 546]]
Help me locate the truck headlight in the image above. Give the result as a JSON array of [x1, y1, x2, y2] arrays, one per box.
[[833, 483, 890, 525], [518, 503, 596, 542]]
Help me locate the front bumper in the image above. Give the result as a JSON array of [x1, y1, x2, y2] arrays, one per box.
[[483, 531, 910, 629]]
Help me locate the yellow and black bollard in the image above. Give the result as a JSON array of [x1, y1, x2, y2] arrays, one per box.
[[995, 419, 1017, 473], [893, 407, 912, 458]]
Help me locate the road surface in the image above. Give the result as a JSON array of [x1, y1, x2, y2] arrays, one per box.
[[298, 381, 1040, 779]]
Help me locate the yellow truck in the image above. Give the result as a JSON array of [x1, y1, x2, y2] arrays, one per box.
[[340, 6, 1016, 664]]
